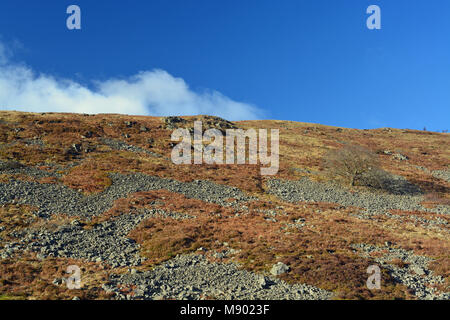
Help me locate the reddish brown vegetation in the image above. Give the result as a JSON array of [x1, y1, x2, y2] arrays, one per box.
[[0, 111, 448, 300], [0, 254, 113, 300]]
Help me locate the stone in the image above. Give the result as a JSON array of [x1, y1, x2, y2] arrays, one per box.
[[70, 219, 82, 227], [72, 144, 82, 153], [81, 131, 93, 138], [164, 116, 186, 125], [393, 153, 408, 161], [411, 266, 426, 276], [270, 262, 290, 276], [124, 121, 136, 127], [258, 276, 268, 289], [134, 288, 145, 297]]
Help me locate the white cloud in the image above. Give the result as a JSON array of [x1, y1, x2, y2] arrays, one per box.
[[0, 43, 263, 121], [0, 42, 12, 65]]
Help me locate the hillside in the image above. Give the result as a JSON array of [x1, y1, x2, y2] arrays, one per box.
[[0, 111, 448, 300]]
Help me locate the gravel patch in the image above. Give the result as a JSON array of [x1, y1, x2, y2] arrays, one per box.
[[106, 254, 333, 300], [351, 210, 449, 231], [432, 170, 450, 183], [0, 162, 61, 179], [352, 243, 449, 300], [99, 137, 164, 158], [0, 209, 190, 266], [164, 116, 237, 132], [22, 138, 45, 148], [267, 177, 450, 216], [0, 173, 253, 218]]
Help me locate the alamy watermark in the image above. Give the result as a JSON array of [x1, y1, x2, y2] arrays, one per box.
[[65, 5, 379, 31], [170, 121, 279, 176], [367, 5, 381, 30], [366, 265, 381, 290], [66, 265, 82, 289], [66, 5, 81, 30]]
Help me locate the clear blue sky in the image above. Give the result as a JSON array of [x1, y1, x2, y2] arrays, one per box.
[[0, 0, 449, 131]]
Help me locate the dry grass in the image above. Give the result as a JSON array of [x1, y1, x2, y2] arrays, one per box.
[[125, 195, 424, 299], [0, 253, 113, 300], [0, 204, 38, 241], [0, 111, 448, 300]]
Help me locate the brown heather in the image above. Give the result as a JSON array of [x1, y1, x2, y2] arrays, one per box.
[[0, 111, 448, 300]]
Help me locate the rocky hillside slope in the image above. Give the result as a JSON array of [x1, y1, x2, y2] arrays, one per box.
[[0, 111, 448, 300]]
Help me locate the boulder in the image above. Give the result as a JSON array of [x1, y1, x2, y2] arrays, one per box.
[[270, 262, 290, 276]]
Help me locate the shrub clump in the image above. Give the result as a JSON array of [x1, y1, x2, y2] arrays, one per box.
[[323, 144, 386, 188]]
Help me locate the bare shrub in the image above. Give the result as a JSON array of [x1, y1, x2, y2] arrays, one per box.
[[323, 144, 383, 187]]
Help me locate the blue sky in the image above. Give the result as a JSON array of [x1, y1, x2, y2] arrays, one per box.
[[0, 0, 449, 130]]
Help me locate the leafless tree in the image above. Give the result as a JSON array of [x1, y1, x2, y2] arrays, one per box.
[[323, 144, 382, 187]]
